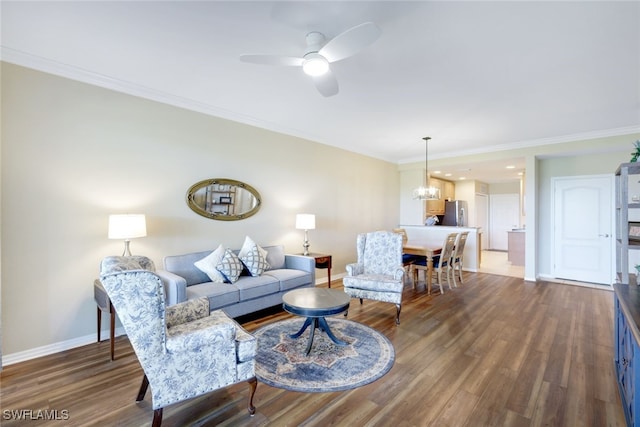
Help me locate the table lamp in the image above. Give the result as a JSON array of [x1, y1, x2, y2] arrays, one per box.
[[108, 214, 147, 256], [295, 213, 315, 256]]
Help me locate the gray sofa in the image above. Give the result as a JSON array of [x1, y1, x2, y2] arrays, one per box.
[[156, 245, 315, 318]]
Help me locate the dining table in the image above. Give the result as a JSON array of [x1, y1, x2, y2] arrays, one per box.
[[402, 240, 442, 295]]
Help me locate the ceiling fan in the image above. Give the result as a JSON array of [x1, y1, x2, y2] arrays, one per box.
[[239, 22, 381, 97]]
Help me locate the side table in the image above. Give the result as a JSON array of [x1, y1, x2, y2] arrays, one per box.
[[302, 253, 332, 288], [94, 279, 116, 361]]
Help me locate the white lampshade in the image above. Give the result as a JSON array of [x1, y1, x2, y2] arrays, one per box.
[[295, 214, 316, 230], [108, 214, 147, 239]]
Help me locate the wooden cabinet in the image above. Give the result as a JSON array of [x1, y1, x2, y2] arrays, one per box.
[[443, 180, 455, 201], [425, 177, 455, 216], [614, 284, 640, 426], [616, 163, 640, 284], [426, 178, 444, 215]]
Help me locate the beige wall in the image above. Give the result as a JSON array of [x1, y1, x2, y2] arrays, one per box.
[[1, 63, 400, 359]]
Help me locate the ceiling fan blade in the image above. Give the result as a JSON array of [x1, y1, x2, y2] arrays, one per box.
[[319, 22, 381, 63], [239, 54, 304, 67], [312, 70, 339, 97]]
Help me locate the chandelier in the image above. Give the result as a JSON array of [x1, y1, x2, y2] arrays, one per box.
[[412, 136, 441, 200]]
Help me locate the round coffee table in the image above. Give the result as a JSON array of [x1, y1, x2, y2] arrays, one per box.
[[282, 288, 351, 355]]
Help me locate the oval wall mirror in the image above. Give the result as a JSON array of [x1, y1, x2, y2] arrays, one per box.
[[186, 178, 262, 221]]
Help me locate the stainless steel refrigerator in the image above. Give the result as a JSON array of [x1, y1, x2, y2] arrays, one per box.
[[442, 200, 467, 226]]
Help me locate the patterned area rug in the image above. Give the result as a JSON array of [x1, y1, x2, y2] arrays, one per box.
[[254, 317, 395, 393]]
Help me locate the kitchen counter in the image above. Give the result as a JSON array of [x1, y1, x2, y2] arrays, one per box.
[[507, 230, 525, 265], [399, 225, 481, 272]]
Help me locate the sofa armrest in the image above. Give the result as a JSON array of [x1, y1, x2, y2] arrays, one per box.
[[346, 263, 363, 276], [393, 267, 405, 281], [284, 254, 314, 272], [284, 254, 316, 284], [156, 269, 187, 306]]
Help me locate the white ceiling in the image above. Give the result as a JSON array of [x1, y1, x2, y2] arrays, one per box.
[[2, 1, 639, 183]]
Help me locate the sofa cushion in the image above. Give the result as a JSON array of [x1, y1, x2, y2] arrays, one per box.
[[216, 249, 244, 283], [264, 269, 313, 292], [193, 244, 226, 283], [185, 282, 240, 309], [263, 245, 286, 270], [234, 275, 280, 300], [238, 236, 269, 277]]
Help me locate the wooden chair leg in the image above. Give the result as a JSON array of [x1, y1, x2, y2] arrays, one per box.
[[109, 309, 116, 361], [151, 408, 163, 427], [395, 304, 401, 325], [450, 265, 457, 288], [96, 307, 102, 342], [136, 374, 149, 402], [247, 377, 257, 415]]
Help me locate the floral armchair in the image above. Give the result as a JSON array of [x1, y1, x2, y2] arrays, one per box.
[[99, 256, 257, 426], [343, 231, 405, 324]]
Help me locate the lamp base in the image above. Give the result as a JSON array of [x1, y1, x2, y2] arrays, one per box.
[[122, 240, 132, 257], [302, 230, 310, 256]]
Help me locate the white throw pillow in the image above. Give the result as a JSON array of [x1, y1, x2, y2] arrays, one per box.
[[238, 236, 270, 276], [194, 244, 226, 283]]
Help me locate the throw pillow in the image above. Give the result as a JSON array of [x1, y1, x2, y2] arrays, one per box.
[[193, 244, 226, 283], [216, 249, 244, 283], [238, 236, 270, 276]]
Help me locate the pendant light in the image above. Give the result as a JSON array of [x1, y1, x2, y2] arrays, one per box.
[[412, 136, 441, 200]]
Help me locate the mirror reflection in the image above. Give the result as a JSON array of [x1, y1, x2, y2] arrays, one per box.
[[187, 178, 261, 221]]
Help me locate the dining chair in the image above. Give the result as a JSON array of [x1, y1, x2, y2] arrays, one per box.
[[450, 231, 469, 287], [413, 232, 457, 294], [392, 228, 423, 287]]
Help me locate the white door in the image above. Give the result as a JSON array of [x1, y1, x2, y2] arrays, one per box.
[[489, 193, 520, 250], [553, 176, 614, 285]]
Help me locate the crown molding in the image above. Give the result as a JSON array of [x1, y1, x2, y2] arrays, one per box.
[[397, 125, 640, 164], [3, 47, 638, 166]]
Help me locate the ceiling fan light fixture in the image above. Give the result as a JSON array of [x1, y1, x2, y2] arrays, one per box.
[[302, 53, 329, 76]]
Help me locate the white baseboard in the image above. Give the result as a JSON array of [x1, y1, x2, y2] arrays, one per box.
[[317, 271, 346, 286], [2, 327, 125, 366], [537, 273, 613, 290]]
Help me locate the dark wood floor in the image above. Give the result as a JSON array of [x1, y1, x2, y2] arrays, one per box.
[[0, 272, 626, 426]]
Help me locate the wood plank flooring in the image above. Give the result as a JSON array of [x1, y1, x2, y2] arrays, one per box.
[[0, 273, 626, 426]]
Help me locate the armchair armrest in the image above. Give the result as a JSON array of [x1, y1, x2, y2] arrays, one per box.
[[165, 297, 209, 329], [156, 269, 187, 306], [165, 310, 236, 353], [346, 263, 363, 276], [393, 267, 405, 281]]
